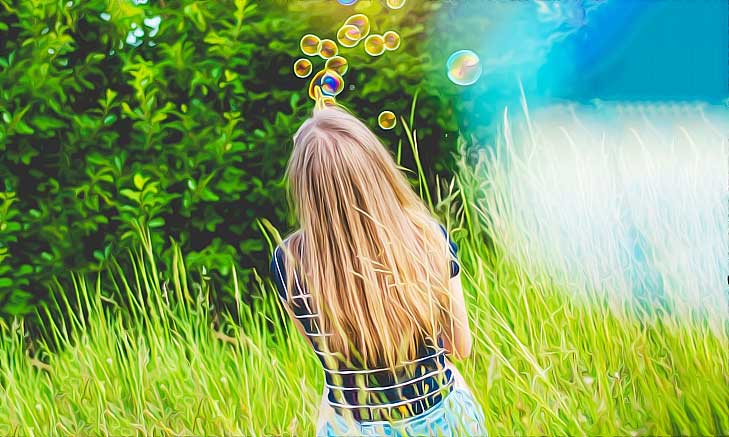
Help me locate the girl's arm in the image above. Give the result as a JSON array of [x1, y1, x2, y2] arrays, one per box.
[[271, 244, 315, 349], [440, 271, 473, 360]]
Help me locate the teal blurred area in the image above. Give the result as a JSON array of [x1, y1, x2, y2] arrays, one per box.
[[554, 0, 727, 101], [429, 0, 729, 135]]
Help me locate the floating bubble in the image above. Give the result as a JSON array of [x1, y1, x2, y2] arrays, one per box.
[[325, 56, 348, 76], [344, 14, 370, 40], [309, 70, 326, 100], [319, 39, 338, 59], [385, 0, 405, 9], [383, 30, 400, 51], [293, 58, 313, 78], [378, 110, 397, 130], [337, 24, 361, 48], [308, 69, 345, 100], [446, 49, 482, 86], [300, 34, 321, 56], [364, 34, 385, 57], [311, 84, 324, 102], [337, 0, 357, 4], [320, 70, 344, 96]]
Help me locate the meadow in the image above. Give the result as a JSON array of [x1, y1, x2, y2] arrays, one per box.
[[1, 102, 727, 436]]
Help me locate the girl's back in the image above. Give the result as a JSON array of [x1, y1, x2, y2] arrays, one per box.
[[270, 105, 487, 436]]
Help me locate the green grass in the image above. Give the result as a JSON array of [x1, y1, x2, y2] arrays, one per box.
[[1, 103, 728, 436]]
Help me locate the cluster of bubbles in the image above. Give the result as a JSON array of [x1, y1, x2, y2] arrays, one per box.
[[292, 7, 405, 130], [292, 1, 484, 128]]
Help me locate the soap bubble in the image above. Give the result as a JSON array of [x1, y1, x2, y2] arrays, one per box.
[[309, 69, 344, 100], [446, 49, 482, 86], [293, 58, 313, 78], [320, 70, 344, 96], [319, 39, 338, 59], [337, 24, 361, 48], [383, 30, 400, 51], [311, 84, 324, 102], [385, 0, 405, 9], [337, 0, 357, 4], [378, 110, 397, 130], [300, 34, 321, 56], [325, 56, 348, 76], [364, 34, 385, 56], [344, 14, 370, 40], [309, 70, 326, 100]]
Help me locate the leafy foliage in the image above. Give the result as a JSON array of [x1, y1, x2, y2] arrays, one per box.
[[0, 0, 461, 318]]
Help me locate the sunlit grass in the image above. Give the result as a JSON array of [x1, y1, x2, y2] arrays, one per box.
[[454, 99, 729, 436], [1, 101, 728, 436]]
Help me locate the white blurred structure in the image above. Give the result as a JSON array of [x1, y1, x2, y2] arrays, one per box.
[[477, 97, 729, 333]]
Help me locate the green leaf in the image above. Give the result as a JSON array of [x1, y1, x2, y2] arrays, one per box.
[[290, 92, 300, 110], [17, 265, 33, 276], [120, 231, 136, 241], [151, 112, 168, 124], [106, 88, 118, 104], [15, 120, 34, 135], [32, 115, 65, 131], [239, 239, 263, 253], [4, 222, 20, 232], [200, 187, 219, 202], [120, 189, 141, 202], [133, 173, 148, 190], [148, 217, 165, 228], [21, 148, 39, 165]]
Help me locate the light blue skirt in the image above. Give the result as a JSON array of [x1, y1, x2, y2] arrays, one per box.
[[315, 386, 488, 437]]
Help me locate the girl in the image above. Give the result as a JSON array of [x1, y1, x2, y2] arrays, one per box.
[[270, 104, 487, 436]]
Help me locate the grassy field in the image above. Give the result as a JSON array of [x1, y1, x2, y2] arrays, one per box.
[[1, 103, 727, 436]]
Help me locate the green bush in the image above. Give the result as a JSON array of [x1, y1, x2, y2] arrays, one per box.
[[0, 0, 466, 318]]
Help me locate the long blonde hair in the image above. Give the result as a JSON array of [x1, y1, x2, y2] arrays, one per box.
[[280, 104, 453, 370]]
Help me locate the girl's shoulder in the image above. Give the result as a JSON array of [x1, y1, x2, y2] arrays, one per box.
[[269, 231, 304, 301], [432, 220, 460, 277], [269, 235, 292, 299], [269, 244, 287, 301], [433, 221, 459, 258]]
